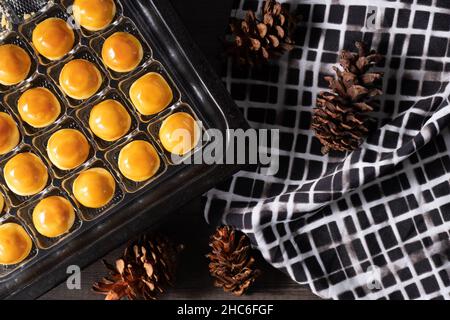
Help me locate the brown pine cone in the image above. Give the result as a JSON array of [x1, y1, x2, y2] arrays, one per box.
[[93, 234, 183, 300], [228, 0, 295, 66], [207, 226, 261, 296], [312, 41, 384, 154]]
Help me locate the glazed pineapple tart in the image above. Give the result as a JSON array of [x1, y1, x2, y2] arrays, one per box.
[[4, 153, 48, 196], [59, 59, 102, 100], [0, 44, 32, 86], [0, 223, 32, 265], [0, 112, 20, 155], [118, 140, 160, 182], [47, 129, 90, 170], [32, 18, 75, 60], [102, 32, 143, 73], [89, 99, 131, 142], [159, 112, 200, 155], [73, 168, 116, 208], [130, 72, 173, 116], [73, 0, 116, 31], [32, 196, 75, 238], [18, 87, 61, 128]]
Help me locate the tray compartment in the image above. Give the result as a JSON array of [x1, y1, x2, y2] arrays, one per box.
[[148, 102, 210, 165], [89, 17, 153, 80], [0, 216, 38, 279], [46, 45, 109, 108], [4, 74, 68, 136], [19, 3, 82, 66], [62, 159, 125, 221], [0, 31, 38, 93], [60, 0, 123, 38], [105, 131, 167, 194], [0, 102, 25, 158], [0, 144, 53, 208], [2, 0, 52, 24], [118, 61, 181, 123], [32, 116, 97, 179], [17, 187, 82, 250], [75, 88, 140, 151]]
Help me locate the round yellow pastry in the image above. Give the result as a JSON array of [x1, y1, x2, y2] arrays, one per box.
[[0, 44, 31, 86], [0, 193, 4, 214], [89, 99, 131, 142], [129, 72, 173, 116], [47, 129, 90, 170], [102, 32, 143, 73], [118, 140, 160, 182], [73, 0, 116, 31], [73, 168, 115, 208], [0, 223, 32, 265], [32, 196, 75, 238], [4, 153, 48, 196], [0, 112, 20, 155], [18, 87, 61, 128], [59, 59, 102, 100], [159, 112, 200, 155], [32, 18, 75, 61]]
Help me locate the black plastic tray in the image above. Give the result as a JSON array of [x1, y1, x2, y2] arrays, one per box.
[[0, 0, 247, 299]]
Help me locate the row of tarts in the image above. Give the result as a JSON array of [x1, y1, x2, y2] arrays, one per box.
[[0, 0, 201, 267]]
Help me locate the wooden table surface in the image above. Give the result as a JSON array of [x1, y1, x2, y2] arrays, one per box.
[[41, 0, 319, 301], [42, 199, 319, 300]]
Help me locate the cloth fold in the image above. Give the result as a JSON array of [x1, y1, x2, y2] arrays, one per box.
[[205, 0, 450, 299]]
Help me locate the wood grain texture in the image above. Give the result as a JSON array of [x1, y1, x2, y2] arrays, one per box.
[[41, 199, 319, 300], [41, 0, 320, 300]]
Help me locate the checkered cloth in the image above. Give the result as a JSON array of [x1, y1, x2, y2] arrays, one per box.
[[204, 0, 450, 300]]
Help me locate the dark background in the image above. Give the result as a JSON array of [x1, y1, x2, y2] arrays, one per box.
[[41, 0, 318, 300]]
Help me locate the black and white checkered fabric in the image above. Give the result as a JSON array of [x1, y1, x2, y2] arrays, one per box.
[[204, 0, 450, 300]]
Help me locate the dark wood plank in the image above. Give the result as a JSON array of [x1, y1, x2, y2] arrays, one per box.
[[41, 199, 319, 300]]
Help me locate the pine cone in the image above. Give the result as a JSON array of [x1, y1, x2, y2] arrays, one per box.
[[312, 41, 384, 154], [207, 226, 261, 296], [228, 0, 295, 66], [93, 234, 183, 300]]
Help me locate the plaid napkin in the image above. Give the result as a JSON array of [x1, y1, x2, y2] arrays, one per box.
[[205, 0, 450, 299]]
